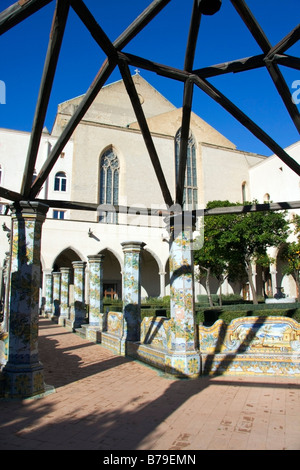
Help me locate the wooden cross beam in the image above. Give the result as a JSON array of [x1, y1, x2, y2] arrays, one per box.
[[230, 0, 300, 133], [0, 0, 53, 35], [29, 0, 172, 199], [118, 56, 174, 208], [193, 74, 300, 176], [32, 198, 300, 217], [176, 0, 202, 206], [69, 0, 174, 208], [21, 0, 70, 198]]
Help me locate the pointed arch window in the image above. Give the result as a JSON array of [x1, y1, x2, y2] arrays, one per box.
[[242, 181, 247, 203], [175, 129, 198, 209], [99, 147, 119, 223]]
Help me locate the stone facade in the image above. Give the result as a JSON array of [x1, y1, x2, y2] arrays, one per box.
[[0, 74, 300, 393]]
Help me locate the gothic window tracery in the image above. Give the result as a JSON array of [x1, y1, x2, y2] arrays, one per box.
[[99, 147, 119, 223], [175, 129, 198, 209]]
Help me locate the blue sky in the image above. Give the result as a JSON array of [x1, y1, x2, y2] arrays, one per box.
[[0, 0, 299, 156]]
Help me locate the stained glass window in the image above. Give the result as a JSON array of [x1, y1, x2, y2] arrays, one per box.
[[99, 148, 119, 223], [175, 129, 198, 209]]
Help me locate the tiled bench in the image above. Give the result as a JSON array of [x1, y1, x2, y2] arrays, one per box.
[[198, 316, 300, 376]]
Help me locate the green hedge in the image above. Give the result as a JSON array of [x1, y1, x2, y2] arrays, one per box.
[[195, 306, 300, 326], [102, 296, 300, 326]]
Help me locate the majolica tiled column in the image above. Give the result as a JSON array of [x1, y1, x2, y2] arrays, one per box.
[[3, 201, 49, 398], [71, 261, 86, 329], [59, 267, 71, 326], [88, 254, 104, 326], [52, 272, 61, 319], [121, 241, 145, 350], [44, 272, 53, 318], [165, 213, 200, 378]]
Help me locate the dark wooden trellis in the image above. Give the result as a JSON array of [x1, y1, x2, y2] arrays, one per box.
[[0, 0, 299, 217]]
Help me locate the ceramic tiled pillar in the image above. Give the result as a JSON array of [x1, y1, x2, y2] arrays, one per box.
[[70, 261, 86, 329], [88, 254, 104, 326], [59, 267, 71, 326], [3, 201, 49, 398], [52, 272, 61, 319], [165, 213, 200, 378], [44, 272, 53, 318], [121, 241, 145, 349]]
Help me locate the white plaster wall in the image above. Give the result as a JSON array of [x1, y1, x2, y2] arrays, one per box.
[[201, 144, 266, 204], [249, 141, 300, 208], [0, 128, 73, 218], [69, 122, 176, 222], [41, 216, 170, 272]]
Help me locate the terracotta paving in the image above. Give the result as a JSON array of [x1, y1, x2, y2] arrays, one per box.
[[0, 318, 300, 450]]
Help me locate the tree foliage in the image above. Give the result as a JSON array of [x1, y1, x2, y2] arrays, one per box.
[[195, 200, 290, 304], [281, 215, 300, 301]]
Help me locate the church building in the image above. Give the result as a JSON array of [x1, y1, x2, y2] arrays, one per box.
[[0, 72, 299, 305]]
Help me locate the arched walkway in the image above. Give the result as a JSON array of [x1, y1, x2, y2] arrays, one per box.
[[141, 249, 160, 298], [52, 247, 82, 283], [276, 244, 298, 299], [99, 249, 122, 300]]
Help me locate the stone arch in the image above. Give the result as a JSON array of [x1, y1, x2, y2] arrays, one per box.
[[141, 249, 160, 298], [164, 258, 170, 296], [99, 248, 122, 299], [52, 247, 83, 283], [275, 243, 297, 298]]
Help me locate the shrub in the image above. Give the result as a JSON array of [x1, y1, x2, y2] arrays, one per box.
[[195, 306, 300, 325]]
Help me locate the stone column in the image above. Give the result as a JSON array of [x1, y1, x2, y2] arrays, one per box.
[[44, 272, 53, 318], [2, 201, 49, 398], [2, 251, 11, 333], [159, 271, 166, 298], [121, 241, 145, 349], [165, 213, 200, 378], [70, 261, 86, 329], [88, 254, 104, 327], [59, 267, 71, 326], [52, 272, 61, 319]]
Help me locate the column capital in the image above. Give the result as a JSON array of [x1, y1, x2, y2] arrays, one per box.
[[87, 254, 105, 263], [60, 266, 71, 273], [121, 241, 146, 252], [10, 201, 49, 220], [72, 260, 87, 269]]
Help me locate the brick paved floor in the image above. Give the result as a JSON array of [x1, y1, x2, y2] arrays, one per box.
[[0, 318, 300, 450]]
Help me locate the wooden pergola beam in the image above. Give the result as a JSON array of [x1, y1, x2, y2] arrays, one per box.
[[230, 0, 300, 133], [32, 199, 300, 217], [274, 54, 300, 72], [203, 200, 300, 217], [118, 56, 173, 207], [266, 23, 300, 59], [184, 0, 202, 72], [0, 0, 53, 35], [29, 0, 173, 199], [176, 78, 194, 206], [70, 0, 117, 59], [193, 53, 266, 77], [21, 0, 70, 198], [192, 74, 300, 176], [122, 51, 266, 83], [29, 59, 116, 199], [176, 0, 201, 206], [113, 0, 171, 50], [0, 186, 22, 202]]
